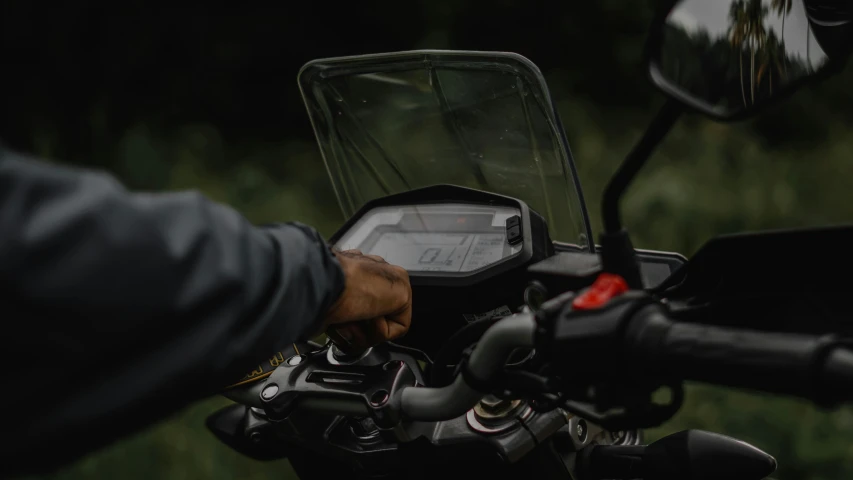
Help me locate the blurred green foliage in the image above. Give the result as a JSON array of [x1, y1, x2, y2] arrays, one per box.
[[4, 1, 853, 479]]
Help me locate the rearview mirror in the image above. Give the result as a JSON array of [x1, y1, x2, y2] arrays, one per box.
[[648, 0, 852, 121]]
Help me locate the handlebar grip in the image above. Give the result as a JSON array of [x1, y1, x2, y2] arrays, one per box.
[[628, 307, 853, 404]]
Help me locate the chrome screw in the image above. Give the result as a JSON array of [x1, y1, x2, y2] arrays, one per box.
[[261, 384, 279, 400], [576, 419, 588, 442]]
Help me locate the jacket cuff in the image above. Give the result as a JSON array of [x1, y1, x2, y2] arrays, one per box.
[[262, 222, 346, 341]]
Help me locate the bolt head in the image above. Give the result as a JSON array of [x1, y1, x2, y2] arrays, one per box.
[[261, 384, 279, 400], [370, 389, 389, 406], [576, 420, 588, 441]]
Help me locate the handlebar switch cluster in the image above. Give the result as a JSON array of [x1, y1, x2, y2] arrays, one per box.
[[536, 286, 654, 379], [530, 277, 687, 429]]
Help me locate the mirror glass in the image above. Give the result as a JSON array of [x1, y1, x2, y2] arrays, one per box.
[[654, 0, 850, 117]]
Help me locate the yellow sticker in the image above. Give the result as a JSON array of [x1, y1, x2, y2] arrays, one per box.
[[269, 352, 285, 367]]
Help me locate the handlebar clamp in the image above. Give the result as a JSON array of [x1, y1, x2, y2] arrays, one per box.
[[259, 346, 421, 429]]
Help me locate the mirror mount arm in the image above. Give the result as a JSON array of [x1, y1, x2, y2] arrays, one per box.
[[601, 98, 683, 233], [599, 99, 683, 289]]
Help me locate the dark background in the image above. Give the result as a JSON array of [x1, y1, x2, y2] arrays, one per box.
[[4, 2, 853, 479]]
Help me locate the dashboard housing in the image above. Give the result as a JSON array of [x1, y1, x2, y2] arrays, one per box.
[[329, 184, 554, 356]]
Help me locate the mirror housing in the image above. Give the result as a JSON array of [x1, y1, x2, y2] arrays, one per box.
[[647, 0, 852, 121]]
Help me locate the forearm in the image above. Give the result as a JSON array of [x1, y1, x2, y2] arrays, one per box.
[[0, 147, 344, 475]]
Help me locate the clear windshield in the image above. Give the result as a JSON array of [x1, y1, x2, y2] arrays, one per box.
[[299, 51, 591, 247]]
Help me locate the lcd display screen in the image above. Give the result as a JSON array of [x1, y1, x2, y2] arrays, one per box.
[[334, 203, 523, 274]]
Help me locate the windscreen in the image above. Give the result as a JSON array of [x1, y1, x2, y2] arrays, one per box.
[[299, 51, 591, 247]]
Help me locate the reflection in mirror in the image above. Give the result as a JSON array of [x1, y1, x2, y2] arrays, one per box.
[[657, 0, 848, 115]]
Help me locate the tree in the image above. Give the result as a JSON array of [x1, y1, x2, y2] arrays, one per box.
[[729, 0, 750, 106], [745, 0, 769, 103], [770, 0, 792, 77], [757, 30, 786, 93], [807, 22, 812, 70]]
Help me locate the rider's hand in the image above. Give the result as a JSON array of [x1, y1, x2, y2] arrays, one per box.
[[322, 249, 412, 351]]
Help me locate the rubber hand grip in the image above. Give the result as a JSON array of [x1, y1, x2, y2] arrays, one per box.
[[628, 308, 853, 404]]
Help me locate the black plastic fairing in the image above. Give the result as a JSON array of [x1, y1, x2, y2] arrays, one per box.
[[534, 242, 686, 294], [662, 225, 853, 335]]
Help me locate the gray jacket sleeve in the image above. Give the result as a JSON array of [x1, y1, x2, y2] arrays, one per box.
[[0, 146, 345, 475]]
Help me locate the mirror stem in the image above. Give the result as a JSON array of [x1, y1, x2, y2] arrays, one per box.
[[598, 99, 682, 289], [602, 98, 682, 234]]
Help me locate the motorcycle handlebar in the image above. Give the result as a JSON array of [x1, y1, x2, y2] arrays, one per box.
[[396, 300, 853, 422], [627, 306, 853, 406], [398, 312, 537, 421]]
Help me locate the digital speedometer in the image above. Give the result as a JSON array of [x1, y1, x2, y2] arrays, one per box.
[[334, 203, 524, 274], [329, 184, 555, 358]]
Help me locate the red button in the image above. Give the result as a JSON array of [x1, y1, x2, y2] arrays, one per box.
[[571, 273, 629, 310]]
